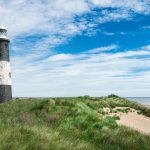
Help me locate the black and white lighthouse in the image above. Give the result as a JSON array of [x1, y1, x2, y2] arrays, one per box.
[[0, 25, 12, 103]]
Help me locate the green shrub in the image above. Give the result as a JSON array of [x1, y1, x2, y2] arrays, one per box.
[[108, 94, 120, 98]]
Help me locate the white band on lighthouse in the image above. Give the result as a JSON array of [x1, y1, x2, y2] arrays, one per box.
[[0, 61, 11, 85]]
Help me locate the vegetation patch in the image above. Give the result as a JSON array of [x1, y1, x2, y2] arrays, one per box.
[[0, 96, 150, 150]]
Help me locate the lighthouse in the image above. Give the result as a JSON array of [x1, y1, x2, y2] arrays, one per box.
[[0, 25, 12, 102]]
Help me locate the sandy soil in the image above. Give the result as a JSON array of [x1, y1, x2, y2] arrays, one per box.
[[117, 111, 150, 135]]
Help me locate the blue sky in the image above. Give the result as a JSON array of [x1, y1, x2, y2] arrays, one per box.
[[0, 0, 150, 97]]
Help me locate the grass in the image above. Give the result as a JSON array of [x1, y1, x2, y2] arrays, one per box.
[[0, 95, 150, 150]]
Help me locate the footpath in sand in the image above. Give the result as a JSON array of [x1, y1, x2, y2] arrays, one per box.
[[103, 107, 150, 135], [117, 111, 150, 135]]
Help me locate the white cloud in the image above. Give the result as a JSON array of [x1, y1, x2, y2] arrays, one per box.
[[11, 44, 150, 97], [0, 0, 149, 39], [0, 0, 90, 38], [91, 0, 150, 14], [47, 54, 74, 61], [86, 44, 119, 53]]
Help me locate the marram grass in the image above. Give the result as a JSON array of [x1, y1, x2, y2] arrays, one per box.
[[0, 95, 150, 150]]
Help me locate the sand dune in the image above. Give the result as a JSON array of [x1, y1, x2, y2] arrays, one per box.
[[117, 111, 150, 135]]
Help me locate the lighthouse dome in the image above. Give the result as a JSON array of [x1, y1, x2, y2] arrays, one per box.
[[0, 25, 9, 41], [0, 25, 7, 30]]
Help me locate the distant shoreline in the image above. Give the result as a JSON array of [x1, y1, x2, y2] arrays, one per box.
[[127, 97, 150, 107]]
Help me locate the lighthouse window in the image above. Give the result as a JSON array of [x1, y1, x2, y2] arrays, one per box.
[[9, 72, 11, 78], [5, 43, 8, 48]]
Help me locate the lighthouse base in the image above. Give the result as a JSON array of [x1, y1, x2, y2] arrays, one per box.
[[0, 85, 12, 103]]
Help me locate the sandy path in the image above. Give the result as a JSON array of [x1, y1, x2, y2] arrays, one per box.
[[117, 112, 150, 135]]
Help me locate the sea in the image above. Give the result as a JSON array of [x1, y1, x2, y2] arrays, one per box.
[[127, 97, 150, 106]]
